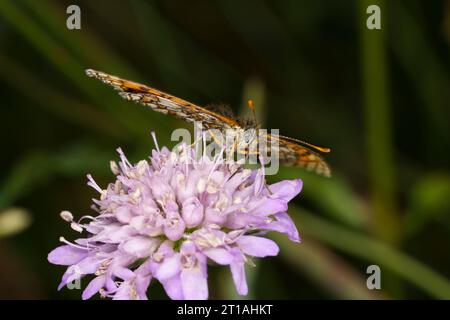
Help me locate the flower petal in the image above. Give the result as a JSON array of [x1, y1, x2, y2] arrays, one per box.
[[249, 198, 288, 216], [182, 197, 204, 228], [226, 212, 266, 229], [162, 275, 184, 300], [120, 236, 160, 258], [112, 281, 133, 300], [113, 267, 135, 281], [58, 267, 83, 291], [203, 247, 234, 265], [236, 236, 279, 257], [115, 206, 133, 223], [269, 179, 303, 202], [135, 275, 151, 300], [75, 255, 102, 274], [263, 212, 301, 242], [204, 207, 227, 226], [164, 211, 186, 241], [154, 254, 181, 281], [180, 264, 208, 299], [48, 245, 88, 266], [230, 250, 247, 296], [82, 275, 106, 300]]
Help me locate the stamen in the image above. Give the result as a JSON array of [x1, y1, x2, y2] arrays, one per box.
[[77, 215, 96, 223], [116, 147, 132, 167], [130, 283, 139, 300], [137, 160, 148, 176], [130, 188, 141, 203], [110, 161, 120, 175], [87, 174, 104, 194], [202, 132, 207, 164], [151, 131, 160, 152], [245, 256, 256, 267], [255, 155, 266, 196], [233, 196, 242, 204], [99, 288, 116, 298], [196, 178, 206, 193], [60, 210, 73, 222], [207, 145, 225, 182], [183, 144, 189, 175], [59, 236, 89, 250], [192, 131, 203, 162], [70, 222, 84, 233]]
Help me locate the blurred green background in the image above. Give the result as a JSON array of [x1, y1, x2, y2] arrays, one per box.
[[0, 0, 449, 299]]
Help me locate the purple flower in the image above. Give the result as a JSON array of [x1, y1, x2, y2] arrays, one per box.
[[48, 133, 302, 299]]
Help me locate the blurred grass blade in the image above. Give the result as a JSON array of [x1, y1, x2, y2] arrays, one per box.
[[0, 1, 94, 98], [389, 1, 450, 144], [0, 152, 53, 208], [359, 0, 399, 243], [0, 53, 124, 139], [129, 0, 238, 99], [0, 0, 152, 140], [22, 0, 139, 78], [0, 143, 113, 208], [130, 0, 189, 86], [289, 205, 450, 299], [275, 238, 385, 299], [272, 167, 369, 228]]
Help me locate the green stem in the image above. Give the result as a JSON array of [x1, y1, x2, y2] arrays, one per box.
[[359, 0, 399, 243]]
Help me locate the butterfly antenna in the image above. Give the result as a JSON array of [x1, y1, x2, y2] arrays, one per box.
[[277, 134, 331, 153], [247, 100, 259, 127]]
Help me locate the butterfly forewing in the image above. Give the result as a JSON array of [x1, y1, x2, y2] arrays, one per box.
[[85, 69, 238, 130]]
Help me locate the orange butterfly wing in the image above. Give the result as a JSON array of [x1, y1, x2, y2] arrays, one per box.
[[86, 69, 331, 177], [85, 69, 238, 130], [266, 134, 332, 177]]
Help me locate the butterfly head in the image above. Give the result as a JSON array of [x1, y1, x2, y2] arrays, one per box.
[[234, 127, 259, 152]]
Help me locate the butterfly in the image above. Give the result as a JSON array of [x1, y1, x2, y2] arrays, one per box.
[[85, 69, 331, 177]]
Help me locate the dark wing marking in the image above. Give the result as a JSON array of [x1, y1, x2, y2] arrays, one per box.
[[85, 69, 238, 130]]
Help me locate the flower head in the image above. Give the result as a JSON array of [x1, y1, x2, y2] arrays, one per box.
[[48, 133, 302, 299]]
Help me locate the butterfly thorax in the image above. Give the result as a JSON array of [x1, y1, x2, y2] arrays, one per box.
[[205, 103, 257, 128]]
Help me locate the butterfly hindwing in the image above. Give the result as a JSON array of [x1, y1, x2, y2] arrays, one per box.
[[266, 134, 331, 177]]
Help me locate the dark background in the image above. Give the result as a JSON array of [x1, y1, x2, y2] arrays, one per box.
[[0, 0, 449, 299]]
